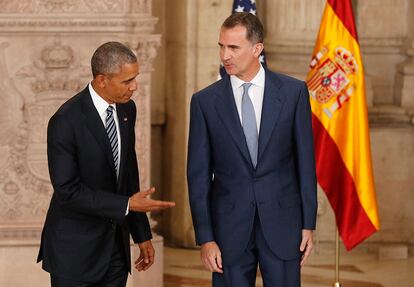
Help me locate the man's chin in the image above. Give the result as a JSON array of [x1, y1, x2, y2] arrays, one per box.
[[123, 95, 133, 102], [224, 68, 236, 75]]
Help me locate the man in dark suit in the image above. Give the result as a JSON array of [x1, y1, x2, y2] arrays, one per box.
[[187, 13, 317, 287], [38, 41, 175, 287]]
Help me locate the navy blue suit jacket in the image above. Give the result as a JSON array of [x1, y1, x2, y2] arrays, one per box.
[[187, 69, 317, 265], [37, 87, 152, 282]]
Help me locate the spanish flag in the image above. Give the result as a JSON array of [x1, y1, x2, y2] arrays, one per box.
[[306, 0, 380, 250]]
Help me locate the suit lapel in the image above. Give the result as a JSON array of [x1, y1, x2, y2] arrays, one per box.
[[258, 70, 285, 162], [116, 104, 130, 189], [80, 88, 117, 178], [214, 77, 252, 166]]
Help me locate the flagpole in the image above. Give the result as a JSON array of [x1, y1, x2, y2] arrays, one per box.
[[333, 228, 341, 287]]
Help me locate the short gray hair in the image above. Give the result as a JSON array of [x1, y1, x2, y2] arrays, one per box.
[[91, 41, 137, 77]]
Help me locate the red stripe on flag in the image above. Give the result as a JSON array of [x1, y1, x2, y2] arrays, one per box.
[[327, 0, 358, 41], [308, 73, 321, 90], [312, 114, 376, 250]]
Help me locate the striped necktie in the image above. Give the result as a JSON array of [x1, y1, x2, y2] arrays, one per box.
[[105, 105, 119, 175], [241, 83, 258, 168]]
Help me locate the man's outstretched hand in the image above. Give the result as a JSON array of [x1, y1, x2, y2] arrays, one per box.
[[129, 187, 175, 212]]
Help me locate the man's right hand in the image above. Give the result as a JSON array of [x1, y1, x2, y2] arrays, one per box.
[[129, 187, 175, 212], [200, 241, 223, 273]]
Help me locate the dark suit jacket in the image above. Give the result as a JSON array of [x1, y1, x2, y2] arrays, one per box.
[[187, 69, 317, 265], [37, 87, 151, 282]]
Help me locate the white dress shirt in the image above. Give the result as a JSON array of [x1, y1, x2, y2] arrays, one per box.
[[230, 65, 265, 133]]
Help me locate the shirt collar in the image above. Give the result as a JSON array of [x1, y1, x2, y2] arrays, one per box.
[[88, 82, 116, 116], [230, 64, 265, 89]]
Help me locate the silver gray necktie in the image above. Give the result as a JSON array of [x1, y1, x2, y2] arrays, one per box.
[[105, 105, 119, 175], [241, 83, 258, 168]]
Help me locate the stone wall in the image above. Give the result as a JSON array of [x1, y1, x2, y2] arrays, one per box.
[[0, 0, 163, 286]]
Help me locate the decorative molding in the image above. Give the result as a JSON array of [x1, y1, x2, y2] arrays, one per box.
[[0, 18, 157, 34], [128, 0, 151, 14], [0, 0, 125, 14], [368, 105, 414, 127], [0, 224, 42, 246]]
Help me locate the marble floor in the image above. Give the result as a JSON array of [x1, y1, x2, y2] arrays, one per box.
[[163, 246, 413, 287]]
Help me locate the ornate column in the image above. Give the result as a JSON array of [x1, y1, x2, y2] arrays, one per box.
[[0, 1, 161, 286]]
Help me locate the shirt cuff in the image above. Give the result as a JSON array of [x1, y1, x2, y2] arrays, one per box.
[[125, 200, 129, 216]]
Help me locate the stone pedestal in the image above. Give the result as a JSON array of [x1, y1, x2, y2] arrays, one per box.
[[128, 235, 164, 287], [0, 235, 164, 287]]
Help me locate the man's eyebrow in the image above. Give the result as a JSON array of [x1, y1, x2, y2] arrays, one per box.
[[122, 75, 138, 83], [218, 42, 240, 49]]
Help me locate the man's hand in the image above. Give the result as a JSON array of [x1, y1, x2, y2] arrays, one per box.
[[300, 229, 314, 266], [129, 187, 175, 212], [200, 241, 223, 273], [135, 240, 155, 271]]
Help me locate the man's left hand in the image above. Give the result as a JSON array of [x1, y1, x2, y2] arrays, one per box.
[[135, 240, 155, 271], [300, 229, 314, 266]]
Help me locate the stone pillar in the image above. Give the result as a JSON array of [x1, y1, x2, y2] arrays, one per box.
[[162, 0, 233, 247], [162, 0, 197, 247], [358, 0, 409, 105], [395, 0, 414, 112], [0, 1, 162, 286], [265, 0, 325, 79], [396, 42, 414, 109]]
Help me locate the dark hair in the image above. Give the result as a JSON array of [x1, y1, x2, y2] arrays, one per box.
[[91, 41, 137, 77], [222, 12, 264, 43]]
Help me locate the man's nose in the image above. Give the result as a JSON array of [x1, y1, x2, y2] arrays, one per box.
[[221, 47, 231, 61], [129, 79, 138, 91]]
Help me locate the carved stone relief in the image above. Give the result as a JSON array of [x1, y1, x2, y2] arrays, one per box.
[[0, 0, 124, 14], [0, 0, 151, 14], [0, 1, 161, 286], [0, 39, 91, 226], [0, 32, 159, 244]]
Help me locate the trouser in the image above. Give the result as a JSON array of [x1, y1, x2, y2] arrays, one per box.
[[213, 211, 301, 287], [51, 228, 128, 287]]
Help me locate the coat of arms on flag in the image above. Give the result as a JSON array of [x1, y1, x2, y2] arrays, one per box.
[[308, 46, 358, 118]]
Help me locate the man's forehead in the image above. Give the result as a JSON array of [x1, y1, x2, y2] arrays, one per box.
[[219, 25, 248, 42], [221, 24, 247, 34]]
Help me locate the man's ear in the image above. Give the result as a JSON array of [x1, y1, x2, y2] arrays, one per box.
[[253, 43, 264, 57], [94, 74, 107, 88]]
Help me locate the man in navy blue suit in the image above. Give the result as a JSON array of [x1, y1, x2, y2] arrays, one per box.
[[187, 12, 317, 287]]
